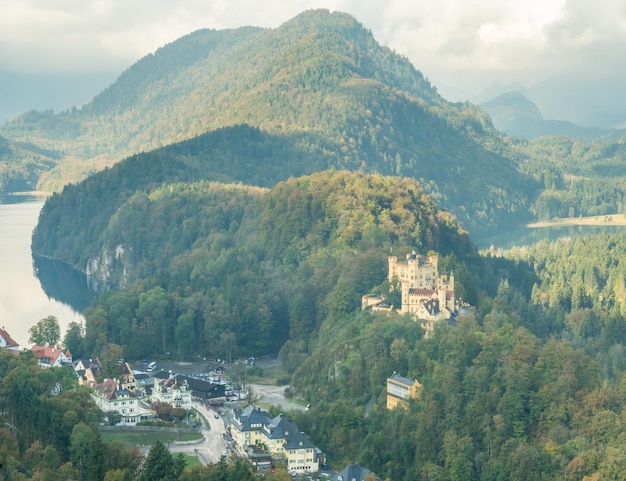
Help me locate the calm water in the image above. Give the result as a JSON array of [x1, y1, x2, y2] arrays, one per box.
[[473, 223, 626, 250], [0, 196, 88, 348]]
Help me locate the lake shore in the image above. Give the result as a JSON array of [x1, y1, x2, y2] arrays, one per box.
[[528, 215, 626, 228]]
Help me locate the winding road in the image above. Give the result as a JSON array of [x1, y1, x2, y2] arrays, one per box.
[[166, 402, 230, 464]]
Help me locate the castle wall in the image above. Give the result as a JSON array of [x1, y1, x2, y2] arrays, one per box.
[[388, 252, 455, 318]]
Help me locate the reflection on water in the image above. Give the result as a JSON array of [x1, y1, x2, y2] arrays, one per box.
[[0, 198, 88, 347], [474, 224, 626, 250], [33, 255, 95, 313]]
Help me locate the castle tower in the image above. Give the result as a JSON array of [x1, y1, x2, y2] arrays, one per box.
[[387, 251, 455, 319]]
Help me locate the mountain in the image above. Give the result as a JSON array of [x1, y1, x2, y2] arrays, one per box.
[[7, 9, 539, 235], [0, 133, 58, 192], [33, 170, 476, 356], [476, 75, 626, 130], [2, 10, 442, 164], [481, 91, 615, 141]]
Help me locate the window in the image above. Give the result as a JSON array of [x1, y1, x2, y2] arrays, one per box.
[[388, 382, 409, 398]]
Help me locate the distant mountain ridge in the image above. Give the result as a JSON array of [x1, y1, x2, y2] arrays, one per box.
[[2, 10, 441, 162], [2, 9, 538, 234], [480, 91, 620, 141], [477, 77, 626, 131]]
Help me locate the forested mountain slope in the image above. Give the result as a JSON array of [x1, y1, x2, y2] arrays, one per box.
[[44, 170, 476, 359], [0, 133, 58, 192], [6, 9, 538, 233]]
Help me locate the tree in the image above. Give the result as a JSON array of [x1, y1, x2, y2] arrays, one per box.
[[63, 321, 85, 358], [29, 315, 61, 346], [69, 422, 94, 481], [139, 440, 175, 481], [218, 331, 236, 365], [227, 361, 248, 396]]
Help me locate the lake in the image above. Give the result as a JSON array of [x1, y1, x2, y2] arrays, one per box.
[[0, 196, 89, 348], [473, 223, 626, 250]]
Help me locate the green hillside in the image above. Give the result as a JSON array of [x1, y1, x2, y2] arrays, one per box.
[[0, 133, 58, 192], [38, 170, 475, 358], [6, 9, 538, 234], [28, 168, 626, 481]]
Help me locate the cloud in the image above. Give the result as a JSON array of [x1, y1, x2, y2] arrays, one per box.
[[1, 0, 625, 94]]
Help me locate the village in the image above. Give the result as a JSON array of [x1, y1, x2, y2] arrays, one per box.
[[0, 250, 452, 480]]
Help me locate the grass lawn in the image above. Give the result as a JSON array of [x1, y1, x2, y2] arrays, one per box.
[[101, 430, 203, 448], [177, 453, 202, 467]]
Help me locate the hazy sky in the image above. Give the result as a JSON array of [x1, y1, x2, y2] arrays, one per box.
[[1, 0, 625, 98]]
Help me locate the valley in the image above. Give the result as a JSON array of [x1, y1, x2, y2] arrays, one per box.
[[3, 8, 626, 481]]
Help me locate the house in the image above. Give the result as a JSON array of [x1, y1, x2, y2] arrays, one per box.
[[90, 378, 152, 426], [176, 374, 226, 401], [232, 405, 321, 473], [151, 371, 225, 401], [386, 372, 421, 410], [31, 345, 72, 368], [232, 405, 270, 450], [0, 328, 19, 351], [331, 463, 379, 481], [73, 358, 102, 385], [151, 371, 192, 409], [119, 362, 138, 394]]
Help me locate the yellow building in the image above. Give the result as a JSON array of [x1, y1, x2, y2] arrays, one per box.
[[386, 372, 421, 409], [232, 405, 270, 452], [232, 405, 320, 473], [387, 252, 455, 335]]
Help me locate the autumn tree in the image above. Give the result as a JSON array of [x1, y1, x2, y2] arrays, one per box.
[[29, 315, 61, 346]]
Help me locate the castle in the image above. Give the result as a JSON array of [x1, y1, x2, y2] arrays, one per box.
[[362, 252, 456, 334]]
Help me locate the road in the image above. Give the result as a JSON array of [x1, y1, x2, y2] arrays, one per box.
[[166, 402, 230, 464], [248, 383, 306, 412], [140, 356, 305, 465]]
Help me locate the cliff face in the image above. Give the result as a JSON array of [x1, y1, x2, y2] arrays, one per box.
[[85, 245, 131, 291]]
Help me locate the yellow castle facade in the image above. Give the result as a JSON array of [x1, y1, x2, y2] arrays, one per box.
[[362, 252, 456, 334]]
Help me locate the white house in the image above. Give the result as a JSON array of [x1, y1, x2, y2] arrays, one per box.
[[0, 328, 19, 352], [31, 345, 72, 368], [90, 378, 152, 426], [151, 371, 192, 409]]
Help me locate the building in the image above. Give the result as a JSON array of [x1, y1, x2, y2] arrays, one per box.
[[361, 294, 394, 313], [90, 378, 152, 426], [363, 252, 456, 335], [31, 345, 72, 368], [119, 362, 138, 394], [388, 252, 454, 317], [151, 371, 225, 403], [232, 405, 321, 473], [73, 358, 102, 385], [386, 372, 421, 410], [0, 328, 19, 352], [151, 371, 192, 409], [331, 464, 379, 481]]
